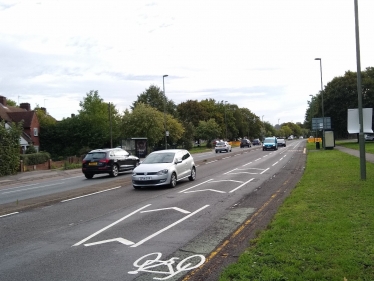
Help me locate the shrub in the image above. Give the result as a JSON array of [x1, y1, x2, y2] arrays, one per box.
[[20, 151, 51, 166]]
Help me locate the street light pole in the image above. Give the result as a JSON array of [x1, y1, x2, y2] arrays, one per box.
[[163, 75, 168, 150], [224, 101, 228, 140], [315, 58, 325, 148], [354, 0, 366, 180]]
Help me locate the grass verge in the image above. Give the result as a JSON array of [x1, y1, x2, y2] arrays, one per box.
[[336, 140, 374, 154], [219, 145, 374, 280]]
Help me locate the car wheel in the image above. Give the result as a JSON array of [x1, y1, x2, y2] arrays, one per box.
[[189, 167, 196, 181], [215, 150, 218, 153], [263, 148, 265, 151], [169, 172, 177, 188], [84, 173, 94, 179], [133, 185, 141, 190], [110, 164, 119, 177]]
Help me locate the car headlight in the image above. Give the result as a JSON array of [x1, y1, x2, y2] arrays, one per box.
[[157, 169, 169, 175], [132, 172, 137, 176]]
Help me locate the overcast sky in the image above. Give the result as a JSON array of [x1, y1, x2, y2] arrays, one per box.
[[1, 0, 373, 126]]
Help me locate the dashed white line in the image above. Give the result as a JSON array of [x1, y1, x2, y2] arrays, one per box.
[[0, 212, 19, 218]]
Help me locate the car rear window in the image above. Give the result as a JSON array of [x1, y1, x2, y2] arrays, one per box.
[[84, 152, 107, 160], [216, 142, 226, 146]]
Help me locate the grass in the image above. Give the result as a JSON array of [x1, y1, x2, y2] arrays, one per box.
[[336, 140, 374, 154], [219, 143, 374, 281]]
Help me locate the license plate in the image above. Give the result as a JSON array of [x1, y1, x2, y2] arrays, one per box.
[[89, 162, 97, 166], [139, 176, 152, 181]]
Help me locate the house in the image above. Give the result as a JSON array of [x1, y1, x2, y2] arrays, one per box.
[[0, 95, 40, 153]]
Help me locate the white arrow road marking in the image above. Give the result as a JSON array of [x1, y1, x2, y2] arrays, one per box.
[[84, 238, 134, 247], [141, 207, 191, 214], [184, 189, 226, 194], [179, 179, 213, 193], [130, 205, 209, 248], [73, 204, 151, 247], [230, 178, 255, 193]]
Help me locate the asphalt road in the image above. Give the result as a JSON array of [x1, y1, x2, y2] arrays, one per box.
[[0, 141, 307, 281]]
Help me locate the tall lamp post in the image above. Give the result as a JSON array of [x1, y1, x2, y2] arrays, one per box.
[[315, 58, 325, 148], [309, 94, 315, 140], [224, 101, 228, 140], [163, 75, 168, 150]]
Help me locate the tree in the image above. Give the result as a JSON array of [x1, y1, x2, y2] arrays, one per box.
[[0, 120, 23, 176], [195, 119, 221, 147], [132, 85, 177, 117], [6, 99, 17, 106], [177, 100, 208, 127]]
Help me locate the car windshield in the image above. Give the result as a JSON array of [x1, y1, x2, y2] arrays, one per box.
[[84, 152, 106, 160], [264, 138, 274, 143], [142, 152, 176, 164]]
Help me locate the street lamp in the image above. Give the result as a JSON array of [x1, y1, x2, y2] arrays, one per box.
[[163, 74, 168, 150], [315, 58, 325, 148], [224, 101, 228, 140], [262, 115, 264, 122]]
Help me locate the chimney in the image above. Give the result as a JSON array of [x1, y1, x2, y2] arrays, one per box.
[[20, 103, 31, 111], [71, 114, 76, 118], [40, 107, 47, 114], [0, 96, 7, 106]]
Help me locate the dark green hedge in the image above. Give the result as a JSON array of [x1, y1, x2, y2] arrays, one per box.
[[20, 152, 51, 166]]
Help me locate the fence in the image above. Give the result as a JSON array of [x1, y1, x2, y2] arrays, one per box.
[[19, 156, 83, 172]]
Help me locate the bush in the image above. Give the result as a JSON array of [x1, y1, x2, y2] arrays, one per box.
[[25, 145, 37, 154], [20, 151, 51, 166]]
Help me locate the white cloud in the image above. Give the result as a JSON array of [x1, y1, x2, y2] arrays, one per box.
[[0, 0, 373, 125]]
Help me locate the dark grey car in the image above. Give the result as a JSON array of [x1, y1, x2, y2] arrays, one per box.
[[82, 148, 139, 179]]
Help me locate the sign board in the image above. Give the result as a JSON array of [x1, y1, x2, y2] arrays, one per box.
[[312, 117, 331, 130], [347, 108, 373, 134]]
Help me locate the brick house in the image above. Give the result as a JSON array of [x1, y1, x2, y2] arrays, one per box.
[[0, 95, 40, 153]]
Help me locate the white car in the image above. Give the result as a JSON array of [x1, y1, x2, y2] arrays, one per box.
[[365, 134, 374, 141], [132, 149, 196, 189], [215, 141, 232, 153]]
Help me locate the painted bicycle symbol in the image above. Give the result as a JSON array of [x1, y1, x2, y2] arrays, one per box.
[[128, 252, 205, 280]]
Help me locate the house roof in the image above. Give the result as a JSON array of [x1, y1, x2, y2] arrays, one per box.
[[0, 103, 35, 128]]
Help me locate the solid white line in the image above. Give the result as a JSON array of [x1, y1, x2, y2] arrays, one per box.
[[184, 189, 226, 194], [0, 212, 19, 218], [73, 204, 151, 246], [130, 205, 210, 247], [179, 179, 213, 193], [85, 237, 134, 247], [61, 186, 121, 202], [230, 178, 255, 193]]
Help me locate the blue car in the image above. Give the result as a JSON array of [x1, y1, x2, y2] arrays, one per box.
[[262, 137, 278, 151]]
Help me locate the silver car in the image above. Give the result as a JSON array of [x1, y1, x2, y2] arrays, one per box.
[[132, 149, 196, 189]]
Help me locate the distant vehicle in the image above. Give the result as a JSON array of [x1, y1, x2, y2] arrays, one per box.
[[252, 139, 261, 146], [288, 135, 294, 140], [82, 148, 139, 179], [240, 139, 251, 148], [365, 134, 374, 141], [132, 149, 196, 189], [215, 141, 232, 153], [263, 137, 278, 151], [277, 138, 286, 147], [299, 136, 304, 139]]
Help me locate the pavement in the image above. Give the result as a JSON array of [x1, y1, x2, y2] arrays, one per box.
[[334, 145, 374, 163]]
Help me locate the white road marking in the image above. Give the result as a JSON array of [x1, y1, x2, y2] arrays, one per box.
[[229, 178, 255, 193], [73, 204, 151, 246], [141, 207, 191, 214], [0, 212, 19, 218], [205, 160, 217, 164], [242, 162, 253, 166], [179, 179, 213, 193], [260, 168, 269, 174], [130, 205, 210, 248], [61, 186, 121, 202], [184, 189, 226, 194], [84, 238, 134, 247], [272, 161, 279, 166]]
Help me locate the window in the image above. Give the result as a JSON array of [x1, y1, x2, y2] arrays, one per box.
[[33, 128, 38, 136]]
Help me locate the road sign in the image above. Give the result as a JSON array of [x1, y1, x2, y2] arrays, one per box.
[[312, 117, 331, 130]]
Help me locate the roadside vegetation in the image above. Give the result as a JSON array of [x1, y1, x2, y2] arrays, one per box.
[[336, 140, 374, 154], [219, 143, 374, 280]]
